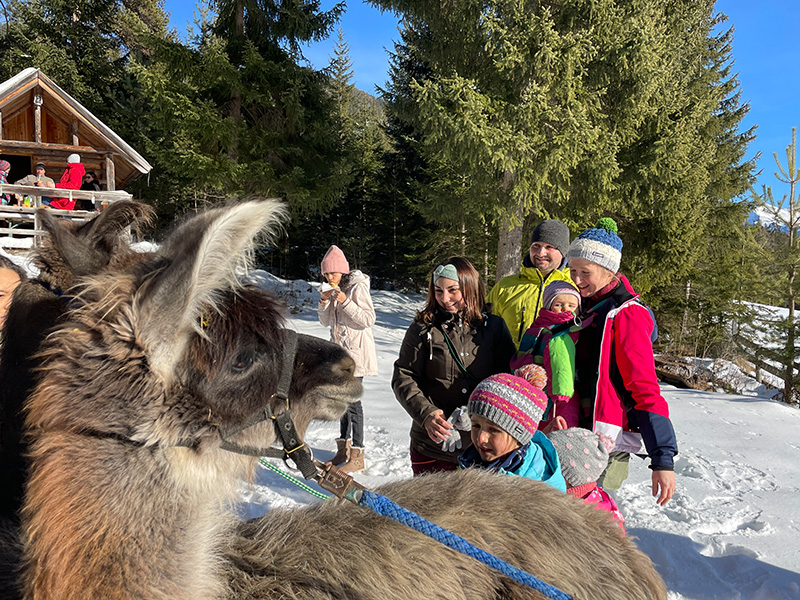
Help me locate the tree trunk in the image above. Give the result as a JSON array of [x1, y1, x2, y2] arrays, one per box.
[[496, 198, 526, 280], [228, 0, 244, 161]]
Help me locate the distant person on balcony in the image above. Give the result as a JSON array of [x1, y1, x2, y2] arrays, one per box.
[[14, 162, 55, 206], [50, 154, 85, 210], [77, 171, 102, 211], [0, 160, 13, 205], [14, 163, 55, 189]]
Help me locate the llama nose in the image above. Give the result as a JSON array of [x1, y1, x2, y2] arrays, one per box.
[[336, 354, 356, 378]]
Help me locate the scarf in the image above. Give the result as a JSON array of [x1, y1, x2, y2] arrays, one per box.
[[459, 443, 527, 473]]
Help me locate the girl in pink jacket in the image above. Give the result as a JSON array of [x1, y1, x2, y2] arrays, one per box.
[[318, 245, 377, 474], [547, 427, 625, 533]]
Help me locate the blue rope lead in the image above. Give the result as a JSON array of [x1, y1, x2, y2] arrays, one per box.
[[358, 490, 573, 600]]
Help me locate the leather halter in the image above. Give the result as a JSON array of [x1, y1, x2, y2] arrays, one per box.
[[74, 328, 318, 481], [216, 329, 318, 480]]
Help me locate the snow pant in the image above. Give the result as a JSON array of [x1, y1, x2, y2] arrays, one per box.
[[409, 446, 458, 476], [339, 378, 364, 447], [596, 451, 630, 490]]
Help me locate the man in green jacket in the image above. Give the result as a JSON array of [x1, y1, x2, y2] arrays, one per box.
[[487, 219, 572, 347]]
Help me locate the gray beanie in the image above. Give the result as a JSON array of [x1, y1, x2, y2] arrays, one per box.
[[542, 280, 581, 311], [547, 428, 610, 487], [530, 220, 570, 260]]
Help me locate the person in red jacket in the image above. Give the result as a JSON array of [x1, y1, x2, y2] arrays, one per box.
[[50, 153, 85, 210], [567, 218, 677, 506]]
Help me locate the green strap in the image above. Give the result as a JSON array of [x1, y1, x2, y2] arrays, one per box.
[[441, 327, 477, 382]]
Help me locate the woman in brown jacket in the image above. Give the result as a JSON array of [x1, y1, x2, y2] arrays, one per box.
[[392, 257, 515, 475]]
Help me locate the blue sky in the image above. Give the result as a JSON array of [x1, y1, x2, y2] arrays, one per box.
[[164, 0, 799, 193]]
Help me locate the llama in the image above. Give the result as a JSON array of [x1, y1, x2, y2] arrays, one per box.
[[21, 200, 667, 600], [0, 201, 154, 524]]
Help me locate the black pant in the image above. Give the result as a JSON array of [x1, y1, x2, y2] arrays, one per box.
[[339, 377, 364, 446]]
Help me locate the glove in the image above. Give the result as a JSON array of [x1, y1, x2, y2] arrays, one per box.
[[440, 406, 471, 453], [448, 406, 472, 431]]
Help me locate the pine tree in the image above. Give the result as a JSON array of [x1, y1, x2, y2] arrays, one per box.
[[281, 28, 397, 283], [751, 128, 800, 403], [0, 0, 168, 128], [374, 0, 755, 290], [123, 0, 348, 218]]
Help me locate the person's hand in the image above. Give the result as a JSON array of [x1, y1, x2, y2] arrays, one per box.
[[540, 416, 567, 435], [652, 470, 675, 506], [334, 290, 346, 303], [320, 289, 334, 301], [424, 410, 452, 443]]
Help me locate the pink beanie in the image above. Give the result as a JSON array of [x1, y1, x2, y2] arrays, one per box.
[[321, 245, 350, 274]]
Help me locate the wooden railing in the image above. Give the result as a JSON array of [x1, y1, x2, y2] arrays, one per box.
[[0, 184, 133, 246], [733, 334, 799, 384]]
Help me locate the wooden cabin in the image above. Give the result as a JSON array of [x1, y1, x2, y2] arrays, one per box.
[[0, 67, 151, 190]]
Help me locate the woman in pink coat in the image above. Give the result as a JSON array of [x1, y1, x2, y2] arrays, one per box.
[[50, 154, 85, 210]]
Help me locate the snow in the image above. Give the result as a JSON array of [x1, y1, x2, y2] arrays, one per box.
[[751, 205, 793, 230], [236, 271, 800, 600]]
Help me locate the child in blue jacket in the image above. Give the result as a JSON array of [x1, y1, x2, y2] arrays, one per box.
[[458, 368, 567, 492]]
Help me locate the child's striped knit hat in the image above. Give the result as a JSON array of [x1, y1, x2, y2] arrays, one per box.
[[566, 217, 623, 274], [467, 371, 548, 445]]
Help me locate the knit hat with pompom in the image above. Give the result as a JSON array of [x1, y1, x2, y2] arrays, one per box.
[[566, 217, 623, 274], [547, 428, 611, 487], [467, 367, 549, 445]]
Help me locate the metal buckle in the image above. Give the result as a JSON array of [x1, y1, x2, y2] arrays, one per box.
[[282, 445, 313, 473]]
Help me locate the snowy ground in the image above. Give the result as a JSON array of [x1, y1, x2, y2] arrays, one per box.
[[238, 272, 800, 600]]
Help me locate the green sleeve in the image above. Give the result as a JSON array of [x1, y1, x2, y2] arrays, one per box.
[[547, 336, 575, 400]]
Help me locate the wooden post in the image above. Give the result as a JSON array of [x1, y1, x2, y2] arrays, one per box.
[[0, 110, 3, 140], [34, 104, 42, 143], [71, 120, 79, 146], [104, 154, 116, 191]]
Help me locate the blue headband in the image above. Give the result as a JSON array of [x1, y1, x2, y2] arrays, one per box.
[[433, 264, 459, 283]]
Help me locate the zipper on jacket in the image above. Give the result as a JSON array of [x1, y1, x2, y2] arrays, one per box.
[[517, 305, 526, 341]]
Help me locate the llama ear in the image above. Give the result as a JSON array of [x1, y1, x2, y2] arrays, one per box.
[[37, 202, 154, 281], [136, 199, 286, 379]]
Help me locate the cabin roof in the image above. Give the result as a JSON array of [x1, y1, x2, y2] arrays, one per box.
[[0, 68, 152, 185]]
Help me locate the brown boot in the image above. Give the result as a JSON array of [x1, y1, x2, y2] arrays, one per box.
[[339, 446, 365, 474], [329, 439, 350, 466]]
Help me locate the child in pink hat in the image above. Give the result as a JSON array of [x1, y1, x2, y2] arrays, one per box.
[[318, 245, 377, 474], [547, 427, 625, 532]]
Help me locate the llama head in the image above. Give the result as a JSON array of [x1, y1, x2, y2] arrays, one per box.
[[28, 200, 361, 463]]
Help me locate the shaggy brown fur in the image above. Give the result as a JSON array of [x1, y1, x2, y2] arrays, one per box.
[[0, 202, 154, 524], [20, 201, 666, 600], [0, 203, 154, 600]]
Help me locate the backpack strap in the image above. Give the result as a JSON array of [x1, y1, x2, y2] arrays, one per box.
[[440, 326, 478, 383]]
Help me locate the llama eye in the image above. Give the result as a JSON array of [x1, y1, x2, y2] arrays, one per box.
[[231, 352, 254, 372]]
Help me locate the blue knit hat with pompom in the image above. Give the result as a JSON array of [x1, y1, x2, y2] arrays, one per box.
[[566, 218, 622, 273]]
